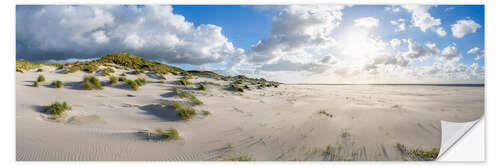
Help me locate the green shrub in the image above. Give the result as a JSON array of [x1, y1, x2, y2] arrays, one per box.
[[179, 78, 191, 86], [81, 64, 98, 73], [33, 81, 39, 87], [37, 75, 45, 82], [46, 101, 71, 116], [52, 80, 63, 88], [127, 80, 139, 91], [118, 76, 127, 82], [64, 66, 81, 74], [16, 68, 23, 73], [82, 76, 102, 90], [197, 84, 207, 91], [109, 76, 118, 84], [156, 128, 181, 140], [230, 84, 244, 92], [102, 67, 115, 76], [36, 68, 43, 72]]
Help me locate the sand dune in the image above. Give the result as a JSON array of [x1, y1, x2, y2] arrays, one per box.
[[16, 65, 484, 161]]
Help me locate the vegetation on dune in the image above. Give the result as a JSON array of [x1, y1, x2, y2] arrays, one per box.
[[109, 76, 118, 84], [229, 84, 244, 92], [201, 110, 211, 116], [37, 75, 46, 82], [93, 52, 185, 75], [16, 69, 23, 73], [170, 102, 197, 120], [126, 80, 139, 91], [135, 78, 147, 86], [197, 84, 207, 91], [178, 78, 191, 86], [64, 65, 81, 74], [52, 80, 63, 88], [395, 143, 439, 161], [33, 81, 39, 87], [118, 76, 127, 82], [188, 70, 226, 80], [16, 60, 40, 71], [172, 87, 203, 105], [318, 110, 333, 118], [225, 155, 255, 161], [46, 101, 71, 117], [155, 128, 181, 141], [102, 67, 115, 76], [36, 68, 43, 72], [82, 76, 102, 90]]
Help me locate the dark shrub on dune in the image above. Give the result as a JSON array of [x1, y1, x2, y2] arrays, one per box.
[[179, 78, 191, 86], [118, 76, 127, 82], [197, 84, 207, 91], [37, 75, 45, 82], [52, 80, 63, 88], [109, 76, 118, 84], [230, 84, 244, 92], [127, 80, 139, 91], [33, 81, 39, 87], [36, 68, 43, 72], [82, 76, 102, 90], [46, 101, 71, 117]]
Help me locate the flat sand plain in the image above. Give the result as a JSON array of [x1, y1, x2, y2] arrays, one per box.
[[16, 66, 484, 161]]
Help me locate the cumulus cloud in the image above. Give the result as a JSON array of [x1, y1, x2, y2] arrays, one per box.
[[467, 47, 484, 60], [246, 5, 344, 63], [401, 39, 439, 61], [401, 5, 446, 36], [451, 19, 481, 38], [390, 18, 406, 32], [354, 17, 379, 29], [390, 38, 401, 48], [384, 6, 401, 13], [16, 5, 238, 65], [439, 44, 462, 63]]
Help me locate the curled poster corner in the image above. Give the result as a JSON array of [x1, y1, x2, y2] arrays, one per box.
[[436, 118, 482, 160]]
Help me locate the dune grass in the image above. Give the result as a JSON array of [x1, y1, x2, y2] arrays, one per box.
[[82, 76, 102, 90], [201, 110, 211, 116], [170, 102, 197, 120], [155, 128, 181, 141], [64, 66, 81, 74], [229, 84, 244, 92], [118, 76, 127, 82], [126, 80, 139, 91], [52, 80, 63, 88], [395, 143, 439, 161], [318, 110, 333, 118], [33, 81, 39, 87], [16, 60, 40, 71], [102, 67, 115, 76], [109, 76, 118, 84], [197, 84, 207, 91], [172, 87, 203, 105], [46, 101, 71, 117], [16, 68, 23, 73], [36, 68, 43, 72], [37, 75, 45, 82], [225, 154, 255, 161], [179, 78, 191, 86], [135, 78, 147, 86]]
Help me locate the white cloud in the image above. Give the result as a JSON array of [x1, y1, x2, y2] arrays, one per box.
[[451, 19, 481, 38], [439, 44, 462, 63], [401, 39, 439, 61], [246, 5, 345, 63], [390, 38, 401, 48], [390, 18, 406, 32], [384, 6, 401, 13], [401, 5, 446, 36], [259, 59, 331, 73], [16, 5, 238, 65], [354, 17, 379, 29], [467, 47, 484, 60]]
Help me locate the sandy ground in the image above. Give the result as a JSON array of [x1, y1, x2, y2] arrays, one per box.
[[16, 65, 484, 161]]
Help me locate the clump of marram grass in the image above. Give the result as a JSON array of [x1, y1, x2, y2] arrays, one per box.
[[155, 128, 181, 141], [16, 68, 24, 73], [197, 84, 207, 91], [127, 80, 139, 91], [179, 78, 191, 86], [201, 110, 211, 116], [132, 69, 144, 75], [52, 80, 63, 88], [109, 76, 118, 84], [170, 102, 197, 120], [46, 101, 71, 117], [135, 78, 147, 86], [82, 76, 102, 90], [318, 110, 333, 118], [37, 75, 45, 82], [225, 154, 255, 161], [395, 143, 439, 161], [118, 76, 127, 82], [102, 67, 115, 76], [64, 66, 81, 74], [33, 81, 39, 87], [36, 68, 43, 72], [229, 84, 244, 92], [172, 87, 204, 105]]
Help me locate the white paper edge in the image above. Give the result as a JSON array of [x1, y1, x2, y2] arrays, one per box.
[[436, 117, 483, 160]]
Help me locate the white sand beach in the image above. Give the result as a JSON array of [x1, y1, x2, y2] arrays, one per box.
[[16, 65, 484, 161]]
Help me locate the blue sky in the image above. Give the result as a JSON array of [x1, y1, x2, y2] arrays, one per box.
[[16, 5, 485, 84]]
